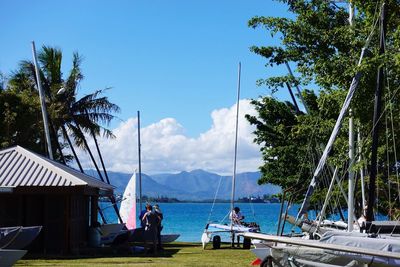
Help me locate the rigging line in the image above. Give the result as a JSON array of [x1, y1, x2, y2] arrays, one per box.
[[365, 5, 385, 223], [376, 161, 379, 219], [389, 214, 400, 236], [386, 67, 400, 205], [364, 1, 383, 51], [331, 166, 350, 222], [320, 168, 337, 220], [297, 53, 365, 219], [315, 166, 332, 223], [290, 90, 327, 188], [330, 167, 344, 220], [302, 3, 384, 199], [335, 84, 400, 193], [282, 1, 383, 224], [220, 211, 230, 224], [385, 95, 392, 218], [293, 0, 381, 192], [249, 198, 256, 221], [206, 173, 224, 223]]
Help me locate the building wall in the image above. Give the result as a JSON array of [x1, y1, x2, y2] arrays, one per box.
[[69, 194, 90, 253], [0, 192, 92, 254]]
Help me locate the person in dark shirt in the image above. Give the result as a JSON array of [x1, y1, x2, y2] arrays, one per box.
[[153, 204, 163, 250], [139, 208, 147, 228], [141, 204, 160, 254]]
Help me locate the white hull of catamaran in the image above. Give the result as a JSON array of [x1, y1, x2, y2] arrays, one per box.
[[246, 232, 400, 267]]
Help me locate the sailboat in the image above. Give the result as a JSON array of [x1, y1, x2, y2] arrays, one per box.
[[0, 227, 27, 267], [120, 171, 137, 230], [201, 63, 260, 249], [0, 226, 42, 249], [97, 173, 135, 246], [0, 249, 27, 267], [119, 171, 180, 243], [244, 2, 400, 266], [120, 111, 179, 244]]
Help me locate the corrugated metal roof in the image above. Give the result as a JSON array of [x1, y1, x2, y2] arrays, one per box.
[[0, 146, 114, 192]]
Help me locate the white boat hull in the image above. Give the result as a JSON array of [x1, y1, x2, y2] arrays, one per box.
[[201, 222, 260, 249]]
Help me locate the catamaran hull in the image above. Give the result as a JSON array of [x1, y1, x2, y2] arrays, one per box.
[[201, 223, 260, 249], [100, 223, 125, 236], [0, 226, 42, 249], [0, 227, 21, 248], [0, 249, 27, 267], [246, 232, 400, 267], [129, 227, 179, 243], [161, 234, 180, 243]]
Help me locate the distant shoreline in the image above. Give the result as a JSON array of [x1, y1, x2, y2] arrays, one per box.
[[150, 200, 281, 203], [136, 195, 280, 204], [100, 197, 281, 204]]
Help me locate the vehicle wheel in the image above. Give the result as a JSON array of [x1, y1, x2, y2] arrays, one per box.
[[212, 235, 221, 249], [260, 256, 273, 267], [243, 237, 251, 249]]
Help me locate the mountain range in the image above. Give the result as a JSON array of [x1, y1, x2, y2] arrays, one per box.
[[103, 169, 281, 201]]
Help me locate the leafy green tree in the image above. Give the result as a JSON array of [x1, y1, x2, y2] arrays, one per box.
[[0, 73, 43, 151], [0, 92, 40, 150], [247, 0, 400, 211]]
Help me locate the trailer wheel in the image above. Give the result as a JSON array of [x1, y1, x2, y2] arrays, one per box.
[[212, 235, 221, 249], [243, 237, 251, 249], [260, 256, 273, 267]]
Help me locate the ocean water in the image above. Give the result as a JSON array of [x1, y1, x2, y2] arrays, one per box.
[[100, 202, 301, 242]]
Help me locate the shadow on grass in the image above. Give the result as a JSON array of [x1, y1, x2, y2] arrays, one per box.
[[24, 242, 192, 260], [203, 242, 250, 251]]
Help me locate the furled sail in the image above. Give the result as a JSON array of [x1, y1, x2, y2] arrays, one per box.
[[296, 49, 367, 220]]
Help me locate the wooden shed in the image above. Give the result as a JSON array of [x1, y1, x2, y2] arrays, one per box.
[[0, 145, 114, 254]]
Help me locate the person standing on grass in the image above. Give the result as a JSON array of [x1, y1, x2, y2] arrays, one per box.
[[153, 204, 164, 250], [229, 207, 244, 247], [139, 206, 147, 228], [142, 204, 160, 254]]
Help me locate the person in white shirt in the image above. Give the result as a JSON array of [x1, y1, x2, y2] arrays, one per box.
[[229, 207, 244, 247], [229, 207, 244, 224]]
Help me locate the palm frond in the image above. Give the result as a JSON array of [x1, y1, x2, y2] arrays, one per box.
[[9, 45, 120, 152], [71, 89, 120, 124], [66, 122, 86, 149], [38, 46, 63, 86]]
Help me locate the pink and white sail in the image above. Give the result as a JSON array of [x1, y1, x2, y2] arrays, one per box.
[[119, 171, 136, 229]]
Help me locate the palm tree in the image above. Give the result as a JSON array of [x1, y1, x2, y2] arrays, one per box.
[[8, 45, 122, 223], [9, 46, 120, 164]]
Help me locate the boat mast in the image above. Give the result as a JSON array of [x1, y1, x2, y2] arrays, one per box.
[[358, 129, 367, 215], [138, 110, 143, 211], [285, 62, 310, 114], [230, 62, 241, 230], [367, 2, 387, 222], [348, 109, 355, 231], [31, 41, 54, 160]]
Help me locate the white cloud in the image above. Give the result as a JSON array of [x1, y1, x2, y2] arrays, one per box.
[[76, 99, 262, 175]]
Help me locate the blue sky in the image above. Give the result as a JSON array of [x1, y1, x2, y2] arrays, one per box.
[[1, 0, 295, 174]]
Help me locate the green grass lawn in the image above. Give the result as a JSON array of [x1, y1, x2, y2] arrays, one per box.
[[15, 242, 257, 267]]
